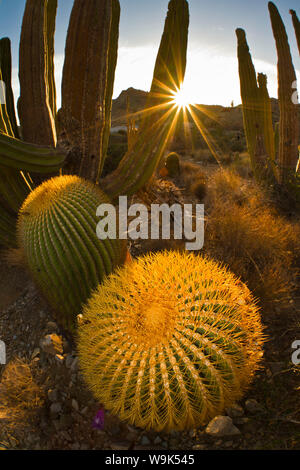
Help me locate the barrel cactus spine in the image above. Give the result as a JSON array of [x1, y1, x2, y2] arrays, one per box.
[[78, 251, 264, 432], [17, 175, 127, 331]]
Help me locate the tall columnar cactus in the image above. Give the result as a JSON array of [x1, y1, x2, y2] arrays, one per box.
[[268, 2, 299, 185], [236, 3, 299, 190], [0, 38, 19, 138], [236, 29, 266, 181], [61, 0, 119, 182], [18, 0, 57, 147], [78, 251, 264, 432], [18, 175, 127, 331], [290, 9, 300, 54], [102, 0, 189, 200]]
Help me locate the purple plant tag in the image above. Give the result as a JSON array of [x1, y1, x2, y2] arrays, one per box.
[[92, 409, 105, 430]]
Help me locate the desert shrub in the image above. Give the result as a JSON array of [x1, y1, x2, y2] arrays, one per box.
[[204, 193, 300, 305], [0, 358, 44, 429], [180, 161, 207, 200]]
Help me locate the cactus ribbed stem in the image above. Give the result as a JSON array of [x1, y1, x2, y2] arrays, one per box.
[[18, 175, 127, 331], [78, 251, 264, 432], [61, 0, 119, 182], [0, 38, 19, 138], [268, 2, 299, 184], [19, 0, 57, 147], [236, 29, 266, 181]]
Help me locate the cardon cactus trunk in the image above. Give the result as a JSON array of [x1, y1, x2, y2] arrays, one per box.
[[268, 2, 299, 185], [290, 9, 300, 55], [0, 38, 19, 138], [18, 175, 127, 332], [61, 0, 119, 182], [236, 29, 267, 182], [18, 0, 57, 147], [102, 0, 189, 200], [78, 251, 264, 432]]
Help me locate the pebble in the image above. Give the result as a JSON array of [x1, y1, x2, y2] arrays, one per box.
[[140, 435, 151, 446], [72, 399, 79, 412], [153, 436, 162, 445], [50, 402, 62, 415], [225, 404, 244, 418], [245, 399, 262, 414], [205, 416, 241, 437], [48, 389, 58, 402]]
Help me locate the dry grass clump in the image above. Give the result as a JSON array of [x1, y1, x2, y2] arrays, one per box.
[[180, 161, 207, 200], [0, 358, 45, 429], [204, 177, 300, 306]]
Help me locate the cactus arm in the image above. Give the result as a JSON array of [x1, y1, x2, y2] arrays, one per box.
[[290, 9, 300, 55], [0, 201, 17, 248], [18, 0, 57, 147], [102, 0, 189, 199], [0, 133, 66, 173], [61, 0, 119, 182], [100, 0, 120, 176], [46, 0, 57, 120], [268, 2, 299, 184], [0, 38, 19, 138]]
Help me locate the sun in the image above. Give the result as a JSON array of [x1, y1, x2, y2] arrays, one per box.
[[171, 84, 195, 110]]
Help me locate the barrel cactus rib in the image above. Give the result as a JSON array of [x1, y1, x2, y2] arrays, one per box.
[[268, 2, 299, 184], [78, 251, 264, 432], [61, 0, 119, 182], [19, 0, 57, 147], [18, 175, 127, 331]]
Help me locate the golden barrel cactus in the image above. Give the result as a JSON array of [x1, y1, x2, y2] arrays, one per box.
[[18, 175, 127, 331], [78, 251, 264, 432]]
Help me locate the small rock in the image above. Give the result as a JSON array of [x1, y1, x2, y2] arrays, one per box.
[[50, 402, 62, 415], [40, 334, 63, 355], [110, 441, 130, 450], [72, 399, 79, 412], [66, 354, 75, 369], [47, 389, 58, 402], [140, 435, 151, 446], [225, 404, 244, 418], [70, 357, 79, 372], [154, 436, 162, 445], [205, 416, 241, 437], [245, 399, 262, 414]]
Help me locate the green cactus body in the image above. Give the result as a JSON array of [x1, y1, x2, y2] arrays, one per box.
[[0, 38, 19, 138], [102, 0, 189, 200], [61, 0, 119, 182], [78, 251, 264, 432], [165, 152, 180, 177], [18, 175, 127, 331], [18, 0, 57, 147], [290, 9, 300, 54], [269, 2, 299, 185], [0, 202, 17, 248]]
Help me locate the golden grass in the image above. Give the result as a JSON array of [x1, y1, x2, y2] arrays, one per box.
[[180, 161, 207, 200], [0, 358, 44, 429], [204, 169, 300, 306]]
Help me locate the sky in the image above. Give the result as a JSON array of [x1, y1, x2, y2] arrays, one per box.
[[0, 0, 299, 107]]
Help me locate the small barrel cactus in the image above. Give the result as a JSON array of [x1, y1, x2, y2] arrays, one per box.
[[165, 152, 180, 177], [78, 251, 264, 432], [18, 175, 127, 331]]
